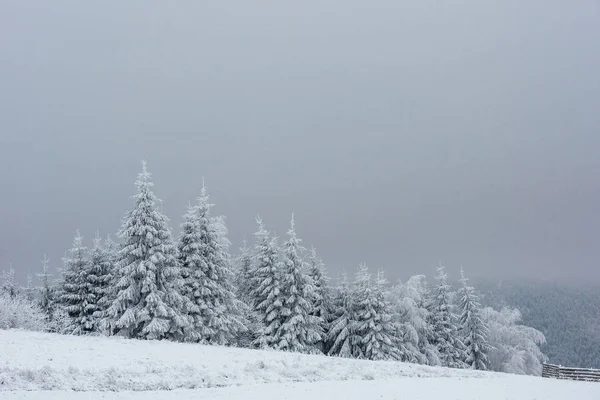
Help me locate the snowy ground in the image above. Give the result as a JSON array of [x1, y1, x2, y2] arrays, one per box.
[[4, 378, 599, 400], [1, 330, 597, 399]]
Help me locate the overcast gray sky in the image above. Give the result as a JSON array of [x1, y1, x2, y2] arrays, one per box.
[[1, 1, 599, 285]]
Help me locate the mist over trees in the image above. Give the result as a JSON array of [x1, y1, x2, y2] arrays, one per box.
[[478, 280, 600, 369], [1, 162, 551, 376]]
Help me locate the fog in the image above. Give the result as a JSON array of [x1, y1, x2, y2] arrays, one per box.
[[1, 1, 599, 284]]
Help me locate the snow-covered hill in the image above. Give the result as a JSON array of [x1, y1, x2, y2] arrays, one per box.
[[1, 330, 597, 399]]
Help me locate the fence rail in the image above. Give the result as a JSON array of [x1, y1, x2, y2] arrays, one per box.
[[542, 363, 600, 382]]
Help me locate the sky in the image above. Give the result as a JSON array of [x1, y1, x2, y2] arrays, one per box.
[[1, 1, 599, 285]]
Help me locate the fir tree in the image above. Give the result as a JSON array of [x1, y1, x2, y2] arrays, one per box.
[[1, 266, 18, 298], [177, 184, 245, 344], [101, 235, 118, 305], [37, 254, 56, 327], [376, 270, 412, 360], [104, 162, 187, 340], [87, 232, 114, 331], [327, 271, 356, 357], [234, 239, 259, 347], [25, 271, 35, 301], [350, 264, 370, 359], [60, 230, 96, 335], [234, 239, 253, 303], [37, 255, 68, 333], [307, 246, 331, 353], [98, 234, 119, 334], [249, 218, 285, 349], [430, 263, 465, 368], [352, 265, 401, 360], [275, 215, 322, 353], [459, 268, 490, 370], [388, 275, 440, 365]]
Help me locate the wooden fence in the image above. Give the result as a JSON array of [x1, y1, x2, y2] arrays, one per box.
[[542, 363, 600, 382]]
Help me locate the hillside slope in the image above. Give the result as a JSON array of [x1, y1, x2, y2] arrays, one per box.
[[1, 330, 597, 399], [0, 330, 486, 391]]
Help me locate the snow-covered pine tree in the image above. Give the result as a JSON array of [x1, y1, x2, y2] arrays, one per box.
[[177, 184, 246, 345], [37, 255, 68, 333], [211, 213, 250, 347], [102, 235, 118, 303], [87, 232, 114, 332], [233, 239, 259, 347], [60, 230, 96, 335], [307, 246, 331, 353], [352, 265, 401, 361], [430, 263, 466, 368], [375, 270, 412, 360], [350, 264, 372, 359], [1, 266, 18, 298], [25, 272, 35, 301], [327, 271, 356, 357], [97, 234, 120, 334], [275, 215, 322, 353], [387, 275, 440, 365], [351, 264, 370, 359], [249, 218, 285, 349], [458, 268, 490, 370], [235, 239, 254, 301], [38, 255, 55, 325], [104, 162, 187, 340], [177, 200, 203, 341]]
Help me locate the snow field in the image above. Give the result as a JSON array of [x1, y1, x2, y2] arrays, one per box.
[[0, 330, 489, 391], [4, 377, 599, 400], [2, 330, 597, 400]]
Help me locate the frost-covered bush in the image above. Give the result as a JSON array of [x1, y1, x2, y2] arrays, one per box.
[[49, 307, 71, 334], [481, 306, 547, 375], [0, 293, 48, 331]]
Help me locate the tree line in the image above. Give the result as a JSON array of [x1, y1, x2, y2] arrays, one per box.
[[0, 162, 547, 375]]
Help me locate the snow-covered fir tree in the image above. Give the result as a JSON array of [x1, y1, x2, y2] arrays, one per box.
[[249, 218, 285, 349], [96, 234, 119, 334], [350, 264, 371, 359], [327, 271, 356, 357], [87, 232, 114, 331], [234, 239, 253, 303], [274, 215, 322, 353], [458, 268, 490, 370], [59, 230, 96, 335], [37, 254, 56, 326], [352, 265, 402, 361], [177, 184, 245, 345], [375, 270, 413, 361], [233, 239, 259, 347], [307, 246, 331, 353], [387, 275, 440, 365], [25, 271, 35, 301], [100, 235, 118, 304], [210, 214, 251, 346], [429, 263, 465, 368], [1, 266, 18, 298], [104, 162, 187, 340]]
